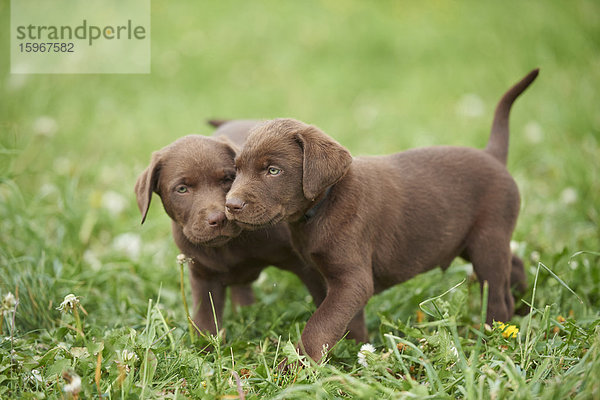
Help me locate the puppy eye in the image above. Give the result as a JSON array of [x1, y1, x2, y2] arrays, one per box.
[[175, 185, 189, 194], [267, 167, 281, 176]]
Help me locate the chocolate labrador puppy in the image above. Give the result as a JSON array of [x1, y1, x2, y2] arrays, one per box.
[[225, 70, 538, 361], [135, 120, 326, 336]]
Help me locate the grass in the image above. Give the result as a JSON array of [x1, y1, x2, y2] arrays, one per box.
[[1, 0, 599, 398]]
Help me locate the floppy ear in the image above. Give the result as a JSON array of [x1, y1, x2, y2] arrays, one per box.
[[213, 135, 240, 157], [207, 119, 229, 128], [134, 151, 163, 224], [295, 125, 353, 201]]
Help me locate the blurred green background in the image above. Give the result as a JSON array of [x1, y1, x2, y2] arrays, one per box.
[[1, 1, 599, 397], [1, 0, 599, 342]]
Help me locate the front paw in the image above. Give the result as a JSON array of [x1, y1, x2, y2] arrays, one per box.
[[277, 340, 331, 373], [277, 341, 310, 374]]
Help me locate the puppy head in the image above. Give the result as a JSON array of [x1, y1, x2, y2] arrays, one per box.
[[225, 118, 352, 228], [135, 135, 243, 246]]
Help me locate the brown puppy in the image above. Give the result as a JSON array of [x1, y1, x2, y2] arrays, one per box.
[[225, 70, 538, 361], [135, 120, 326, 336]]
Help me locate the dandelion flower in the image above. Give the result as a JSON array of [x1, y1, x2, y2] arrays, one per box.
[[177, 253, 193, 264], [357, 343, 376, 367], [57, 294, 80, 312], [497, 322, 519, 339], [57, 294, 85, 338]]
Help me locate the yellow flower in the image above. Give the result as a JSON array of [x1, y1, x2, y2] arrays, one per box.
[[497, 322, 519, 339]]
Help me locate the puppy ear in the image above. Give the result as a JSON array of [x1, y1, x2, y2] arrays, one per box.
[[213, 135, 240, 157], [207, 119, 229, 128], [295, 126, 352, 201], [134, 151, 163, 224]]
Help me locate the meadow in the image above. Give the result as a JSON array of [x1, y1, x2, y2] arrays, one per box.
[[1, 1, 599, 398]]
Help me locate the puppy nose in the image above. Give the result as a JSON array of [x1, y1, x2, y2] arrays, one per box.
[[225, 197, 246, 213], [207, 211, 226, 227]]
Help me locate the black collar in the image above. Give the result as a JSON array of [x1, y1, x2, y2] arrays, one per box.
[[304, 186, 333, 219]]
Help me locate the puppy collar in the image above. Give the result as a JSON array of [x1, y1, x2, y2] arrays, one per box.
[[304, 186, 333, 219]]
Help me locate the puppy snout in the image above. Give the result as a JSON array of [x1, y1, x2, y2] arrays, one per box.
[[207, 211, 226, 227], [225, 197, 246, 213]]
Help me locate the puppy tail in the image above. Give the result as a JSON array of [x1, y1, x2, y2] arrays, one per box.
[[485, 68, 539, 165]]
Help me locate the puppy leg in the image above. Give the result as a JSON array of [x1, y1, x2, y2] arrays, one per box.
[[345, 308, 368, 343], [300, 270, 373, 361], [511, 254, 529, 315], [288, 263, 328, 307], [189, 267, 226, 335], [297, 265, 366, 342], [467, 238, 513, 324], [510, 254, 527, 294], [230, 284, 255, 310]]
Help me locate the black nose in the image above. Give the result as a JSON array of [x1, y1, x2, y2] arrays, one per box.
[[225, 197, 246, 213], [207, 211, 226, 227]]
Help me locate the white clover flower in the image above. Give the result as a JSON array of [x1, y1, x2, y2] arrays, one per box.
[[33, 116, 58, 137], [449, 346, 459, 359], [54, 157, 73, 176], [456, 93, 484, 118], [2, 292, 16, 312], [321, 343, 330, 360], [101, 191, 128, 216], [30, 369, 43, 383], [357, 343, 376, 367], [62, 370, 81, 395], [177, 254, 193, 265], [510, 240, 520, 253], [112, 233, 142, 260], [560, 187, 578, 205], [120, 349, 139, 363], [38, 183, 58, 198], [6, 71, 27, 91], [83, 250, 102, 272], [524, 121, 544, 144], [57, 294, 80, 312], [569, 260, 579, 270]]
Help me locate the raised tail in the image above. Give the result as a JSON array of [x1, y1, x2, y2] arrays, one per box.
[[485, 68, 539, 165]]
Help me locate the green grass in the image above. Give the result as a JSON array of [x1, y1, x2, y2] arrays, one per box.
[[1, 0, 599, 398]]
